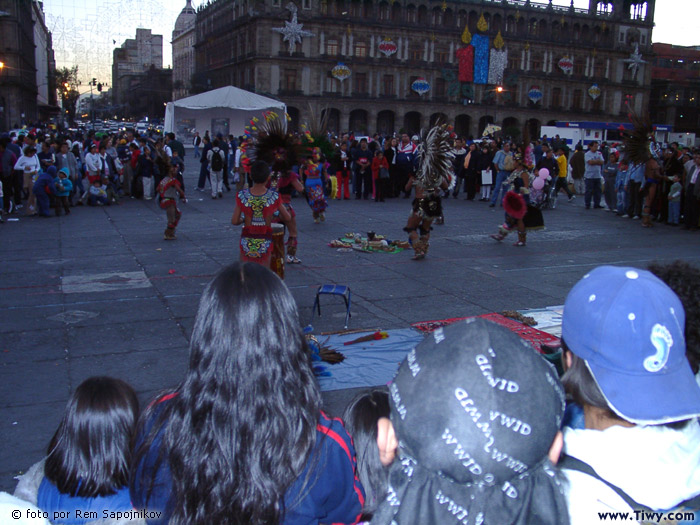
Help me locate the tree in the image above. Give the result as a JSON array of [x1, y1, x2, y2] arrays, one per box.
[[55, 66, 80, 124]]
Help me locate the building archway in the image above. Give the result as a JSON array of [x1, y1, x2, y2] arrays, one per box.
[[429, 112, 448, 127], [502, 117, 520, 140], [349, 109, 369, 134], [455, 114, 471, 138], [403, 111, 422, 135], [377, 110, 395, 135], [322, 108, 341, 134], [527, 118, 542, 139]]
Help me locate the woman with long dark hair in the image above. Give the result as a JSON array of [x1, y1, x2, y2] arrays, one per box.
[[130, 262, 364, 525], [14, 377, 142, 525]]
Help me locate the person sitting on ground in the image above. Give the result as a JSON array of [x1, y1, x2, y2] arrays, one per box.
[[560, 266, 700, 524], [130, 262, 364, 525], [371, 318, 569, 525], [32, 166, 58, 217], [87, 179, 109, 206], [14, 377, 143, 525], [342, 389, 390, 522]]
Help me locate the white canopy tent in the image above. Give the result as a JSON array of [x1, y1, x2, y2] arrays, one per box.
[[164, 86, 286, 139]]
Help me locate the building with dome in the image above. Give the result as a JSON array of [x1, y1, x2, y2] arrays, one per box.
[[191, 0, 655, 138], [172, 0, 197, 100]]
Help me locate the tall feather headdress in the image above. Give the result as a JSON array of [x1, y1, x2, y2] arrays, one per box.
[[251, 111, 300, 171], [622, 105, 658, 165], [416, 122, 455, 191]]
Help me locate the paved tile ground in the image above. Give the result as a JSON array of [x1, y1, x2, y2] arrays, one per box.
[[2, 154, 700, 491]]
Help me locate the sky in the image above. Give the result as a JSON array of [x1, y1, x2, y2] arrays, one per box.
[[43, 0, 695, 92]]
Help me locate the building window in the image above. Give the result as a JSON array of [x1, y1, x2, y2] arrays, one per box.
[[320, 0, 328, 15], [326, 39, 338, 55], [355, 42, 367, 58], [382, 74, 394, 96], [435, 77, 446, 97], [272, 0, 280, 6], [354, 72, 368, 94], [326, 75, 338, 93], [407, 5, 416, 23], [302, 0, 311, 9], [531, 53, 542, 72], [552, 87, 562, 108], [409, 75, 419, 97], [435, 49, 448, 64], [574, 59, 584, 76], [284, 69, 297, 91], [508, 55, 519, 70], [572, 89, 583, 110], [410, 46, 423, 61], [593, 61, 604, 78], [379, 2, 390, 20], [350, 0, 361, 17]]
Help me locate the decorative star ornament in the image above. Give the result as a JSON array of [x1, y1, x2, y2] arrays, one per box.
[[273, 3, 314, 55], [623, 44, 647, 80]]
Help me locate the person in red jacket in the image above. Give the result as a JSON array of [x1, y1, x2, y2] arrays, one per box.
[[371, 150, 389, 202]]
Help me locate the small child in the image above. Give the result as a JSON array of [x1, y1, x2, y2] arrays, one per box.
[[53, 168, 73, 216], [88, 179, 109, 206], [157, 163, 186, 240], [668, 174, 682, 225], [102, 176, 120, 204], [615, 161, 629, 216], [13, 377, 142, 525]]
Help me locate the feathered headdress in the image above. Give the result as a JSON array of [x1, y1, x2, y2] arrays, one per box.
[[301, 104, 334, 160], [416, 122, 455, 192], [251, 111, 300, 172], [622, 106, 659, 165]]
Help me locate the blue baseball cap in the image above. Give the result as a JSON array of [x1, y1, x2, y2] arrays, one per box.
[[562, 265, 700, 425]]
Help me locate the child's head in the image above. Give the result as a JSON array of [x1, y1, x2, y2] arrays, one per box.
[[250, 160, 271, 184], [342, 389, 390, 518], [673, 174, 680, 182], [93, 179, 102, 187], [376, 150, 384, 158], [45, 377, 139, 497], [58, 168, 69, 179]]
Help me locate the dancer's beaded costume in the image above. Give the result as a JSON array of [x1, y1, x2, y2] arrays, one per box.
[[236, 188, 283, 267], [303, 148, 328, 223], [403, 124, 454, 260]]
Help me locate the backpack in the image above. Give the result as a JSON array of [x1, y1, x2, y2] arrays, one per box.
[[210, 149, 223, 172], [503, 153, 515, 171]]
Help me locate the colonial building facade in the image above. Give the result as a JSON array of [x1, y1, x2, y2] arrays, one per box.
[[0, 0, 57, 129], [193, 0, 654, 138], [172, 0, 197, 100], [649, 43, 700, 135]]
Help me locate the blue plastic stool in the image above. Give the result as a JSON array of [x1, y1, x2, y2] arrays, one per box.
[[311, 284, 351, 329]]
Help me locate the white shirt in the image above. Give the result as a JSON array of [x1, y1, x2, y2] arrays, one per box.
[[14, 154, 40, 173]]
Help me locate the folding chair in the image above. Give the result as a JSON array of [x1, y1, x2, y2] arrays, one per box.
[[311, 284, 351, 329]]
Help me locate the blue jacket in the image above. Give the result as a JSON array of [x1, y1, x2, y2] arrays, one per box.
[[130, 394, 364, 525]]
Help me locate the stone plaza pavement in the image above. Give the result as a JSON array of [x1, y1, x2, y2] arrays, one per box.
[[2, 158, 700, 492]]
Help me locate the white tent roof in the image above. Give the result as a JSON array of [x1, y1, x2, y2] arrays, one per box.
[[171, 86, 285, 112]]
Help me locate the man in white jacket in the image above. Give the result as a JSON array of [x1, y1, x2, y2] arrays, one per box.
[[560, 266, 700, 524]]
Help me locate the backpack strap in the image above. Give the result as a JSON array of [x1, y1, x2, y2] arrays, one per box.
[[559, 454, 654, 513]]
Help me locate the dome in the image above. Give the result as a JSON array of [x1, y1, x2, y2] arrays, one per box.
[[173, 0, 196, 37]]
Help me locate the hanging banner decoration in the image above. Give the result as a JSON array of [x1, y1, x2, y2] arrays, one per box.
[[331, 62, 351, 81], [456, 46, 474, 82], [588, 84, 601, 100], [272, 3, 315, 55], [378, 37, 397, 57], [411, 77, 431, 95], [472, 34, 490, 85], [528, 85, 543, 103], [558, 56, 574, 74], [461, 25, 472, 45], [488, 48, 508, 85]]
